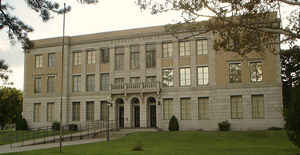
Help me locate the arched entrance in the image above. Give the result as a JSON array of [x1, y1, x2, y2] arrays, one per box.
[[147, 97, 156, 128], [116, 98, 124, 128], [131, 98, 140, 128]]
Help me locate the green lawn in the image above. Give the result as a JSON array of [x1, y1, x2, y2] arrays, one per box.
[[2, 130, 300, 155]]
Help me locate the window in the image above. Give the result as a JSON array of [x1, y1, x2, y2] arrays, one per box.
[[198, 66, 208, 85], [162, 42, 173, 58], [250, 62, 263, 82], [48, 53, 56, 67], [47, 75, 55, 93], [72, 75, 81, 92], [86, 101, 94, 121], [47, 102, 55, 122], [252, 95, 264, 119], [100, 101, 108, 121], [181, 98, 192, 120], [86, 74, 95, 92], [73, 52, 81, 65], [35, 55, 43, 68], [146, 44, 156, 68], [180, 68, 191, 86], [100, 48, 109, 63], [229, 63, 241, 83], [33, 103, 41, 122], [179, 41, 191, 56], [87, 50, 96, 64], [130, 77, 140, 83], [114, 78, 124, 89], [163, 99, 173, 120], [115, 47, 124, 70], [72, 102, 80, 121], [198, 97, 209, 120], [231, 96, 243, 119], [34, 77, 42, 94], [162, 69, 174, 87], [197, 40, 208, 55], [100, 73, 109, 90], [130, 45, 140, 69], [146, 76, 156, 83]]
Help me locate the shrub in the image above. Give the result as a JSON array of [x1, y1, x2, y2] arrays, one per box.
[[68, 124, 78, 131], [218, 120, 231, 131], [168, 115, 179, 131], [268, 127, 283, 131], [16, 118, 28, 130], [52, 121, 60, 131], [132, 140, 143, 151]]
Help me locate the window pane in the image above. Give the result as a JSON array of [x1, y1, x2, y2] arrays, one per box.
[[250, 62, 263, 82], [252, 95, 264, 119], [47, 76, 55, 93], [115, 47, 124, 70], [162, 42, 173, 58], [229, 63, 241, 83], [180, 68, 191, 86], [33, 103, 41, 122], [198, 97, 209, 120], [87, 50, 96, 64], [162, 69, 174, 87], [181, 98, 192, 120], [72, 102, 80, 121], [101, 48, 110, 63], [86, 101, 94, 121], [47, 103, 55, 122], [163, 99, 173, 120], [48, 53, 56, 67], [130, 45, 140, 69], [146, 44, 156, 68], [231, 96, 243, 119], [34, 77, 42, 93], [86, 75, 95, 92], [100, 73, 109, 90]]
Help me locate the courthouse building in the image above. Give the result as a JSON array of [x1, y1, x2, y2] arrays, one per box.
[[23, 24, 284, 130]]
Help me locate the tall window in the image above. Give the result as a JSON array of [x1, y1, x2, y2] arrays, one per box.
[[100, 73, 109, 90], [179, 41, 191, 56], [180, 68, 191, 86], [163, 99, 173, 120], [33, 103, 41, 122], [130, 77, 140, 83], [72, 102, 80, 121], [87, 50, 96, 64], [229, 63, 241, 83], [47, 102, 55, 122], [47, 75, 56, 93], [146, 44, 156, 68], [35, 55, 43, 68], [86, 74, 95, 92], [197, 40, 208, 55], [34, 77, 42, 94], [130, 45, 140, 69], [86, 101, 94, 121], [100, 101, 108, 121], [198, 97, 209, 120], [181, 98, 192, 120], [72, 75, 81, 92], [48, 53, 56, 67], [250, 62, 263, 82], [162, 42, 173, 58], [73, 52, 81, 65], [100, 48, 109, 63], [115, 47, 124, 70], [162, 69, 174, 87], [198, 66, 208, 85], [252, 95, 264, 119], [231, 96, 243, 119], [146, 76, 156, 83]]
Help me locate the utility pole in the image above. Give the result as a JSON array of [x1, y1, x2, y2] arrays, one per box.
[[59, 3, 66, 153]]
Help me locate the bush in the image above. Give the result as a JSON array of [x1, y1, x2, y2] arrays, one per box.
[[168, 115, 179, 131], [68, 124, 78, 131], [218, 120, 231, 131], [132, 140, 143, 151], [16, 118, 28, 130], [52, 121, 60, 131], [268, 127, 283, 131]]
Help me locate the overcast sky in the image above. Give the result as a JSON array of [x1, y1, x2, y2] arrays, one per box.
[[0, 0, 294, 90], [0, 0, 184, 90]]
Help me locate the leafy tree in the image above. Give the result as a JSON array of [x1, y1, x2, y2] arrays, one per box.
[[168, 115, 179, 131], [0, 0, 96, 49], [137, 0, 300, 55], [0, 59, 12, 86], [0, 87, 23, 130]]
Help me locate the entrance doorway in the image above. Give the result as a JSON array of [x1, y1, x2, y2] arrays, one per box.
[[147, 97, 156, 128], [131, 98, 140, 128], [116, 98, 124, 128]]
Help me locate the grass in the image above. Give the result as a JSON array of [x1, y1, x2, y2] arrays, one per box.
[[2, 130, 300, 155], [0, 130, 74, 145]]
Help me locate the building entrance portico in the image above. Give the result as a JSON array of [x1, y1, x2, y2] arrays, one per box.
[[131, 97, 140, 128], [115, 98, 124, 128], [147, 97, 157, 128]]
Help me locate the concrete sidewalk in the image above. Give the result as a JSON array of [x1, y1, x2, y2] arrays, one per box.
[[0, 128, 157, 154]]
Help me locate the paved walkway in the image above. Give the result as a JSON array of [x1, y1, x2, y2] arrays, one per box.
[[0, 128, 157, 154]]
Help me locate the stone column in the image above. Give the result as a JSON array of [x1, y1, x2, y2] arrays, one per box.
[[124, 98, 132, 128], [95, 101, 101, 121], [191, 40, 197, 88], [173, 41, 179, 87], [95, 49, 100, 91], [82, 51, 87, 92], [140, 97, 147, 128]]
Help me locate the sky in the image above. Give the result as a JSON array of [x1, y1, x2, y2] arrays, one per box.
[[0, 0, 295, 90], [0, 0, 184, 90]]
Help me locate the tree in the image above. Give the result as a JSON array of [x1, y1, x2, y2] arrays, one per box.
[[0, 59, 12, 86], [0, 87, 23, 130], [280, 46, 300, 112], [137, 0, 300, 55], [0, 0, 96, 49]]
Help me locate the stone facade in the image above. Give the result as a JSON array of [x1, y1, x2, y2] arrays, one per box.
[[23, 24, 284, 130]]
